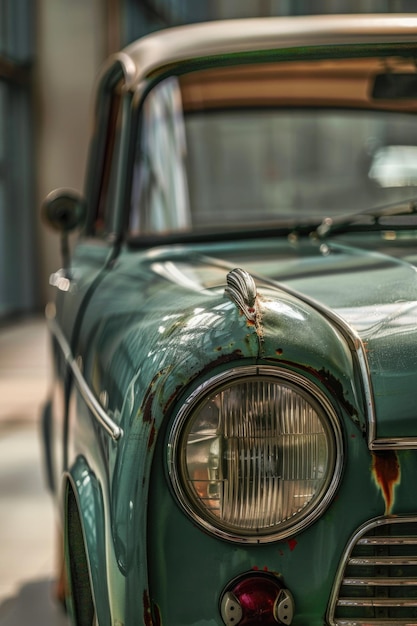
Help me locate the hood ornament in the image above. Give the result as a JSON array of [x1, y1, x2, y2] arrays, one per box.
[[225, 268, 258, 323]]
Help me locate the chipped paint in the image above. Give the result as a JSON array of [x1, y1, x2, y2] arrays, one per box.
[[372, 450, 400, 514], [287, 539, 298, 552]]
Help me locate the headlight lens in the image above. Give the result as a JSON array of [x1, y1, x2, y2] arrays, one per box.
[[168, 366, 343, 542]]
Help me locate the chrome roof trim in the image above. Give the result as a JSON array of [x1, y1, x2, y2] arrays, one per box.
[[47, 314, 123, 441], [119, 14, 417, 85], [96, 51, 138, 92]]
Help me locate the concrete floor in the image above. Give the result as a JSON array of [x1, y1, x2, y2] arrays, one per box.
[[0, 317, 69, 625]]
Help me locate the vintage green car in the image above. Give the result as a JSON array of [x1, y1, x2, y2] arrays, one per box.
[[42, 14, 417, 626]]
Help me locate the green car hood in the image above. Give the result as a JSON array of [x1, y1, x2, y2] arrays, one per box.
[[80, 236, 417, 448], [138, 237, 417, 442], [227, 238, 417, 442]]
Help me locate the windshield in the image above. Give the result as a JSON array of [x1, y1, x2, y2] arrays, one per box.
[[129, 58, 417, 238]]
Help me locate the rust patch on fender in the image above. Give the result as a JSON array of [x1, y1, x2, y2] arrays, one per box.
[[143, 589, 153, 626], [142, 391, 155, 423], [372, 450, 400, 514], [143, 589, 161, 626], [147, 421, 156, 449]]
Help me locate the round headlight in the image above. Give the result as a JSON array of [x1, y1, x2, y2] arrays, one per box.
[[168, 366, 343, 543]]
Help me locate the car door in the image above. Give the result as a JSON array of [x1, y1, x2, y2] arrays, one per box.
[[44, 58, 135, 494]]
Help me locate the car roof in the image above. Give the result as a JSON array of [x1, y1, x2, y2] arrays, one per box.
[[106, 14, 417, 89]]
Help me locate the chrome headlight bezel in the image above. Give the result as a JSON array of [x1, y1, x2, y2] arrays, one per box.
[[167, 365, 344, 543]]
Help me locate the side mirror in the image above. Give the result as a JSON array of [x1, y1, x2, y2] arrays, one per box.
[[42, 189, 86, 233], [42, 189, 87, 270]]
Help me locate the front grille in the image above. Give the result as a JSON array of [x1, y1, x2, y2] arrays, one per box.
[[328, 517, 417, 626]]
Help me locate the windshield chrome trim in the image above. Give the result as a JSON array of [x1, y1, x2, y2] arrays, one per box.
[[46, 313, 123, 441]]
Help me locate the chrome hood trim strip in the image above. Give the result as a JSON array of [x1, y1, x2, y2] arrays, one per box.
[[207, 257, 377, 448]]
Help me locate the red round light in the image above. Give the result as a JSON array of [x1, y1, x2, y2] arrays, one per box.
[[220, 572, 291, 625]]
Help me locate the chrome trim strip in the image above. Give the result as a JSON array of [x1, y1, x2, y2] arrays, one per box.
[[342, 577, 417, 587], [208, 258, 376, 443], [358, 536, 417, 545], [369, 437, 417, 451], [338, 598, 417, 607], [97, 52, 138, 92], [122, 15, 417, 85], [210, 257, 417, 451], [335, 621, 417, 626], [255, 275, 417, 451], [47, 314, 123, 441], [349, 557, 417, 565], [327, 515, 417, 626], [257, 278, 376, 444]]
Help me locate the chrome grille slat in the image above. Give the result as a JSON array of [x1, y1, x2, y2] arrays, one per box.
[[338, 598, 417, 608], [343, 577, 417, 586], [358, 537, 417, 546], [328, 517, 417, 626], [349, 557, 417, 566], [334, 619, 417, 626]]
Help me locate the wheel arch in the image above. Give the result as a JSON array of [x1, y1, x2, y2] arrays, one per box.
[[64, 458, 111, 626]]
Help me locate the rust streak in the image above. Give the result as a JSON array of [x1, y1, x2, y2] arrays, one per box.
[[153, 603, 162, 626], [143, 589, 161, 626], [143, 589, 153, 626], [372, 451, 400, 514], [142, 391, 155, 423], [147, 422, 156, 449]]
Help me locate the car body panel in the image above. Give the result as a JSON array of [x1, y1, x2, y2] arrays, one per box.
[[42, 13, 417, 626], [47, 233, 417, 624]]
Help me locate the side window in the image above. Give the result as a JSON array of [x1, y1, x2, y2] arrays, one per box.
[[95, 88, 123, 234], [85, 75, 127, 238], [130, 76, 190, 235]]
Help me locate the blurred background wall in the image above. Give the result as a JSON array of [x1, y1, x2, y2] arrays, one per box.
[[0, 0, 416, 317]]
